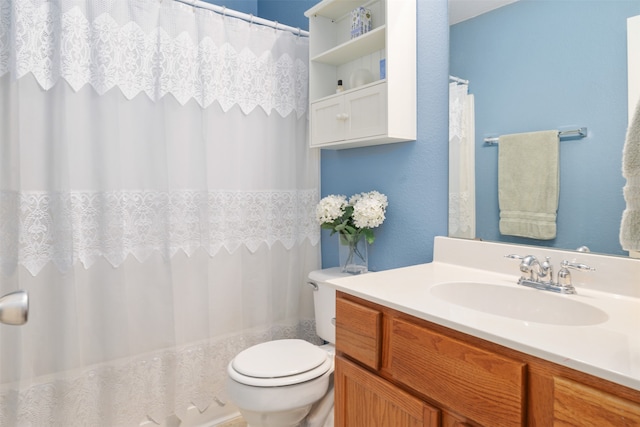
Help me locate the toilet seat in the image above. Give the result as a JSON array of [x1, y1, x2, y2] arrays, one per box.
[[228, 339, 333, 387]]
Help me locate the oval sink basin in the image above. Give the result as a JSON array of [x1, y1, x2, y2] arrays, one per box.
[[430, 282, 608, 326]]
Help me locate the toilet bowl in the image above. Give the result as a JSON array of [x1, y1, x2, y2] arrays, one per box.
[[226, 340, 334, 426], [225, 268, 347, 427]]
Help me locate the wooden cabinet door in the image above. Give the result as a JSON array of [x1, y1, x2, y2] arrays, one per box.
[[344, 83, 387, 141], [335, 356, 440, 427]]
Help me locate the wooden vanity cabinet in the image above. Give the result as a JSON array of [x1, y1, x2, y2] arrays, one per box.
[[335, 292, 640, 426]]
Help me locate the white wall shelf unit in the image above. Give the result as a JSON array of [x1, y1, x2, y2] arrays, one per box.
[[305, 0, 416, 150]]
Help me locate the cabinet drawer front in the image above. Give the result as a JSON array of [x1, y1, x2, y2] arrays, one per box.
[[389, 318, 525, 427], [553, 377, 640, 426], [336, 298, 382, 370]]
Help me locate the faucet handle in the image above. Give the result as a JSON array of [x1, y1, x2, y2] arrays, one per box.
[[556, 260, 594, 292], [560, 260, 596, 271], [505, 254, 537, 263], [505, 254, 539, 279]]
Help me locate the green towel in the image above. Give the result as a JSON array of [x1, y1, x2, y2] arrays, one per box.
[[498, 130, 559, 240]]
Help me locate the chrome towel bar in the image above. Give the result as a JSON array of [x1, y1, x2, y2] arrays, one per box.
[[484, 127, 587, 145]]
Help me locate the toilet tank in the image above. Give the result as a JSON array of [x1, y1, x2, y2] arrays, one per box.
[[308, 268, 351, 344]]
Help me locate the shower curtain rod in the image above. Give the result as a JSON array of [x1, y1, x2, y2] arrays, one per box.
[[174, 0, 310, 37], [449, 75, 469, 84]]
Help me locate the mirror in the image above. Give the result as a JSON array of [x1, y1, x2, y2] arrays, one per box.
[[449, 0, 640, 256]]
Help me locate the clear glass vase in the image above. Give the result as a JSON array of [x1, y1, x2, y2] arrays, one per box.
[[338, 232, 368, 274]]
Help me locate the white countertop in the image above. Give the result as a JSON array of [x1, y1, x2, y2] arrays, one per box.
[[326, 237, 640, 391]]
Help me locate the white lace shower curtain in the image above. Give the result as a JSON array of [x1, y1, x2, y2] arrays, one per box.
[[0, 0, 319, 425], [449, 81, 476, 239]]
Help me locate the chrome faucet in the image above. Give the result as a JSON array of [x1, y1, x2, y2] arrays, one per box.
[[505, 254, 594, 294]]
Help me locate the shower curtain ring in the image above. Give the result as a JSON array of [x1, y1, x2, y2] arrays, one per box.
[[249, 14, 254, 26], [222, 6, 226, 17], [274, 21, 278, 33]]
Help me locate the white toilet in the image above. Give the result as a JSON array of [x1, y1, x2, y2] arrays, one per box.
[[226, 268, 345, 427]]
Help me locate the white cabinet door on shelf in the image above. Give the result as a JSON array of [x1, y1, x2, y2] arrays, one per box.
[[344, 83, 387, 141], [310, 82, 387, 148], [310, 96, 346, 145]]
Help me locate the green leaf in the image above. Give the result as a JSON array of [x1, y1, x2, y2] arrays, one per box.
[[339, 233, 352, 245], [344, 225, 357, 234], [363, 228, 375, 244]]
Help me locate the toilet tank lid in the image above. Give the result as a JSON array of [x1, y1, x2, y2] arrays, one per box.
[[308, 268, 353, 283], [232, 339, 328, 379]]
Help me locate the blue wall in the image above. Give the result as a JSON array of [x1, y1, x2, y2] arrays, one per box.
[[451, 0, 640, 256]]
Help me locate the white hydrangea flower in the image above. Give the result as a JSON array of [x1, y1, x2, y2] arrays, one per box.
[[348, 193, 363, 205], [352, 191, 388, 229], [316, 194, 347, 224]]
